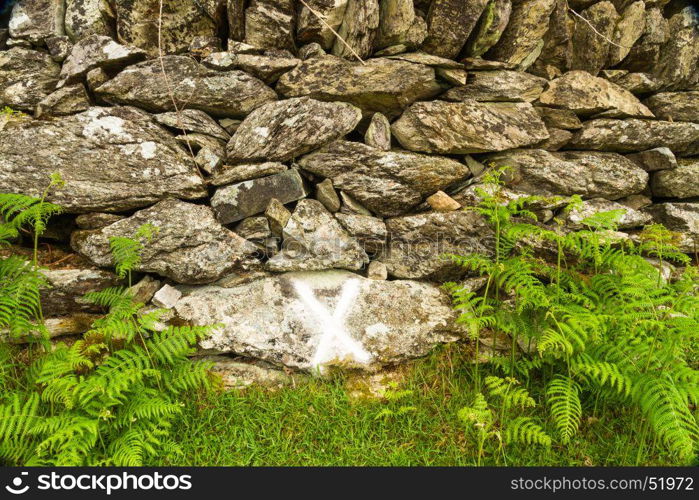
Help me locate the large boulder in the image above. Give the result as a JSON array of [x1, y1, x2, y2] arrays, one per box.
[[226, 97, 362, 163], [114, 0, 221, 56], [0, 48, 61, 112], [486, 0, 556, 69], [569, 119, 699, 156], [8, 0, 65, 44], [332, 0, 380, 59], [0, 107, 206, 212], [174, 270, 464, 372], [244, 0, 295, 51], [391, 100, 549, 154], [443, 70, 547, 103], [485, 149, 649, 199], [538, 71, 654, 118], [421, 0, 489, 59], [267, 199, 369, 272], [651, 159, 699, 199], [297, 140, 470, 216], [377, 211, 494, 280], [276, 55, 441, 118], [644, 203, 699, 253], [72, 199, 258, 284], [95, 56, 277, 118], [211, 169, 309, 224], [643, 92, 699, 122]]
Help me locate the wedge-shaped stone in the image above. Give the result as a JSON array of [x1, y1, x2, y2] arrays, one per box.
[[211, 169, 309, 224], [0, 107, 206, 212], [377, 211, 493, 280], [174, 270, 463, 372], [95, 56, 277, 118], [486, 149, 649, 199], [154, 109, 230, 141], [444, 70, 547, 103], [539, 71, 654, 118], [297, 141, 470, 216], [72, 199, 258, 284], [226, 97, 362, 163], [0, 48, 61, 111], [643, 92, 699, 123], [276, 55, 441, 118], [651, 160, 699, 199], [391, 100, 549, 154], [569, 119, 699, 156], [267, 200, 369, 272]]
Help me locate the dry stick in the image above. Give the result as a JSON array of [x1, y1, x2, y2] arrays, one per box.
[[568, 7, 633, 50], [157, 0, 198, 161], [298, 0, 366, 65]]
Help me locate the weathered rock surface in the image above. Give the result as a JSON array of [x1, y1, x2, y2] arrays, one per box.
[[569, 119, 699, 156], [607, 1, 646, 66], [643, 92, 699, 122], [297, 140, 470, 216], [377, 211, 493, 280], [72, 199, 258, 284], [626, 147, 677, 172], [620, 6, 668, 73], [175, 270, 463, 372], [651, 159, 699, 199], [333, 0, 380, 59], [391, 100, 549, 154], [0, 107, 206, 212], [316, 178, 342, 213], [267, 199, 369, 272], [203, 52, 300, 84], [421, 0, 489, 59], [465, 0, 512, 57], [0, 48, 61, 111], [226, 97, 362, 163], [154, 109, 231, 141], [535, 107, 583, 130], [443, 70, 547, 102], [297, 0, 349, 49], [35, 84, 91, 117], [58, 35, 146, 87], [8, 0, 65, 43], [651, 7, 699, 91], [204, 356, 302, 390], [563, 198, 652, 230], [235, 216, 271, 240], [486, 0, 556, 69], [486, 149, 649, 199], [334, 212, 387, 253], [538, 71, 654, 118], [65, 0, 114, 40], [211, 162, 289, 186], [276, 55, 441, 117], [376, 0, 427, 49], [245, 0, 295, 51], [114, 0, 219, 56], [569, 1, 619, 76], [211, 169, 309, 224], [95, 56, 277, 118], [365, 112, 392, 150], [41, 267, 123, 317], [644, 203, 699, 253]]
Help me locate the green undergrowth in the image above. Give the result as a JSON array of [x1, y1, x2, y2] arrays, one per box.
[[159, 344, 688, 467]]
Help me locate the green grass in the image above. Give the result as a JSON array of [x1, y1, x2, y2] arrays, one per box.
[[159, 345, 687, 466]]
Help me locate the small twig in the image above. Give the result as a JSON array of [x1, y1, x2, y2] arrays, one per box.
[[298, 0, 366, 65], [568, 7, 633, 50]]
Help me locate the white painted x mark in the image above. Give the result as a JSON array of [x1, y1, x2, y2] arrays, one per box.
[[293, 279, 373, 373]]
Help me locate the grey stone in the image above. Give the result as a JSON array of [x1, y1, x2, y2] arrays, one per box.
[[644, 203, 699, 253], [297, 0, 349, 50], [607, 1, 646, 66], [35, 84, 91, 118], [563, 198, 652, 230], [332, 0, 380, 60], [265, 198, 293, 237], [0, 106, 206, 213], [203, 52, 300, 84], [204, 356, 302, 390], [277, 55, 441, 118], [267, 199, 369, 272], [152, 284, 183, 309], [65, 0, 115, 41], [174, 270, 463, 372], [651, 7, 699, 91], [40, 267, 123, 317], [377, 211, 493, 280], [569, 1, 619, 76], [298, 140, 470, 216], [443, 70, 547, 103], [8, 0, 65, 44], [335, 212, 387, 253], [75, 213, 125, 230], [226, 97, 362, 163], [299, 42, 327, 59], [537, 128, 573, 151], [385, 52, 464, 69], [211, 162, 289, 186], [377, 0, 427, 49], [465, 0, 512, 57], [626, 147, 678, 172], [72, 199, 258, 284], [486, 149, 649, 199], [364, 112, 392, 150], [211, 169, 309, 224], [46, 35, 73, 62], [153, 109, 230, 142], [651, 160, 699, 199], [340, 191, 373, 216], [235, 216, 271, 240], [0, 48, 61, 112], [391, 100, 549, 154], [245, 0, 295, 51], [95, 56, 277, 118]]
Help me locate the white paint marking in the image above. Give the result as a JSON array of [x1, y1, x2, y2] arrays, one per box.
[[293, 279, 372, 373]]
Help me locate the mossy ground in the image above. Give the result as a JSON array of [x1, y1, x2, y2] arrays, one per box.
[[160, 344, 691, 466]]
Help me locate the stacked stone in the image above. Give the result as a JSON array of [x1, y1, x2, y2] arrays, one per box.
[[0, 0, 697, 376]]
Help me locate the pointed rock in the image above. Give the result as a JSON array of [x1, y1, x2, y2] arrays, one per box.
[[65, 0, 115, 40], [364, 112, 392, 150]]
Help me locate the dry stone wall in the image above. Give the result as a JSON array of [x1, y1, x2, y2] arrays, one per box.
[[1, 0, 698, 377]]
